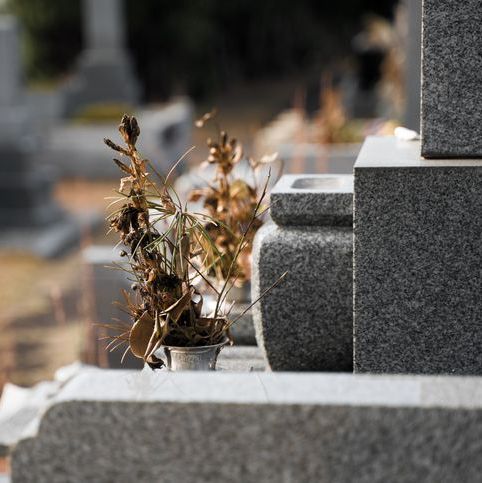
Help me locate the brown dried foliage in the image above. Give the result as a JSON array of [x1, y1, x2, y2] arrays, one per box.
[[103, 115, 281, 368], [189, 111, 277, 287]]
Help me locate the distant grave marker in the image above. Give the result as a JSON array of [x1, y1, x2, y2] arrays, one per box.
[[0, 15, 100, 256], [62, 0, 140, 117]]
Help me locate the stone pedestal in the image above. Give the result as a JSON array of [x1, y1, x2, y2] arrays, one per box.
[[252, 175, 353, 371], [62, 0, 140, 116], [0, 149, 62, 227], [35, 99, 193, 179], [354, 136, 482, 374], [82, 246, 143, 369], [10, 370, 482, 482], [421, 0, 482, 157]]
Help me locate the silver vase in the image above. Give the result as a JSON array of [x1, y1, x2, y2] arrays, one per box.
[[154, 338, 229, 371]]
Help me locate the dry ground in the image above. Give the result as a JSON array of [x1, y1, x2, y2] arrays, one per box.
[[0, 182, 115, 389]]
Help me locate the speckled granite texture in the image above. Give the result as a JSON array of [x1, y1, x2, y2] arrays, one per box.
[[421, 0, 482, 158], [253, 174, 353, 371], [270, 174, 353, 226], [253, 224, 353, 371], [354, 137, 482, 374], [11, 371, 482, 483]]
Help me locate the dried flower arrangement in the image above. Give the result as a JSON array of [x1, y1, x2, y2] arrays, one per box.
[[189, 111, 278, 288], [104, 115, 283, 368]]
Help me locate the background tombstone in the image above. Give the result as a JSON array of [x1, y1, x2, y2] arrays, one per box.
[[421, 0, 482, 158], [0, 15, 99, 257], [62, 0, 140, 117], [0, 15, 21, 106], [0, 16, 33, 149], [0, 15, 58, 228]]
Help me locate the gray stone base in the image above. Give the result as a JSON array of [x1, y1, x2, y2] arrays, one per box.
[[228, 304, 256, 346], [0, 165, 62, 227], [33, 99, 193, 179], [217, 346, 265, 371], [354, 136, 482, 374], [0, 211, 101, 258], [11, 370, 482, 483], [0, 349, 265, 458]]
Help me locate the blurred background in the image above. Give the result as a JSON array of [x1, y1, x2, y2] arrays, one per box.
[[0, 0, 420, 393]]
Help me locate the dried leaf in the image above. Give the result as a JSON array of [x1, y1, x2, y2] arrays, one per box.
[[113, 158, 133, 175], [104, 138, 129, 156], [129, 311, 155, 358], [162, 288, 194, 323], [230, 179, 252, 200], [188, 189, 205, 202]]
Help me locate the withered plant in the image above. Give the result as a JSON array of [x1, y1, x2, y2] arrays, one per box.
[[189, 111, 278, 287], [315, 75, 347, 144], [103, 115, 282, 368]]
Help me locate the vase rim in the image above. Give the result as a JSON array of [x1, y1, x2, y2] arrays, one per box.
[[158, 336, 230, 352]]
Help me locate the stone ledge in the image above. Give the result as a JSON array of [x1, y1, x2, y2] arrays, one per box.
[[270, 174, 353, 226], [10, 371, 482, 483], [40, 370, 482, 408], [355, 136, 482, 168]]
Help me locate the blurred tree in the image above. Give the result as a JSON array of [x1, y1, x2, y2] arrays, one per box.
[[8, 0, 397, 97]]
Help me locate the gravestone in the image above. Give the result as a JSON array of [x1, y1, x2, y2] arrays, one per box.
[[421, 0, 482, 157], [0, 16, 34, 150], [354, 1, 482, 374], [0, 15, 21, 106], [62, 0, 140, 117], [0, 15, 99, 257], [0, 15, 59, 228]]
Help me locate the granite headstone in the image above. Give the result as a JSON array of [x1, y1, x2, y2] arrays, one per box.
[[62, 0, 140, 117], [421, 0, 482, 157]]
